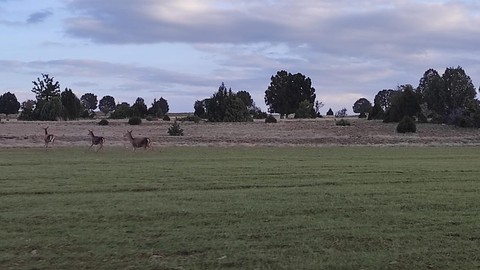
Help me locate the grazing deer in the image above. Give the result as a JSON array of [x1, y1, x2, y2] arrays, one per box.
[[43, 127, 55, 148], [124, 130, 151, 150], [88, 129, 105, 152]]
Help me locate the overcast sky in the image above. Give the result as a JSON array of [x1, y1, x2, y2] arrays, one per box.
[[1, 0, 480, 113]]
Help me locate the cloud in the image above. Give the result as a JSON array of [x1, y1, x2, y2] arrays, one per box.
[[5, 0, 480, 112], [0, 59, 218, 99], [27, 10, 53, 24], [64, 0, 284, 44], [62, 0, 480, 78]]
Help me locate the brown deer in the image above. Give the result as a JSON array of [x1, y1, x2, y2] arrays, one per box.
[[88, 129, 105, 152], [43, 127, 55, 148], [124, 130, 151, 150]]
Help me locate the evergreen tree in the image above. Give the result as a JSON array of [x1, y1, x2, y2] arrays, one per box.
[[194, 99, 207, 118], [148, 97, 169, 117], [0, 92, 21, 116], [80, 93, 98, 112], [295, 100, 316, 118], [265, 70, 316, 118], [131, 97, 148, 117], [99, 95, 116, 115], [61, 88, 82, 120], [39, 97, 65, 121], [205, 83, 251, 122], [384, 85, 421, 122], [32, 74, 60, 101]]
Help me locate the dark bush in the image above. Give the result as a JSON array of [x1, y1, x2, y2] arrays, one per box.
[[252, 110, 268, 119], [145, 116, 154, 121], [265, 115, 277, 123], [163, 115, 171, 121], [80, 110, 95, 119], [98, 119, 109, 126], [396, 116, 417, 133], [168, 120, 184, 136], [128, 116, 142, 125], [335, 119, 351, 126]]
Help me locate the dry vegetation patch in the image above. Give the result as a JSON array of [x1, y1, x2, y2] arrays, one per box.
[[1, 118, 480, 148]]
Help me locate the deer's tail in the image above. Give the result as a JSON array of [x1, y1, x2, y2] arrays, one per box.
[[147, 138, 152, 148]]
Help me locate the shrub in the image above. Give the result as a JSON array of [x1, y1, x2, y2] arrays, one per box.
[[335, 108, 348, 118], [168, 120, 184, 136], [252, 109, 268, 119], [179, 115, 200, 123], [396, 116, 417, 133], [335, 119, 351, 126], [128, 116, 142, 125], [98, 119, 109, 126], [265, 115, 277, 123], [163, 115, 171, 121], [80, 110, 95, 119], [145, 116, 153, 121]]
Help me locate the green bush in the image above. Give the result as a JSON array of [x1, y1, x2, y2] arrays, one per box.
[[163, 115, 171, 121], [396, 116, 417, 133], [168, 120, 184, 136], [98, 119, 109, 126], [145, 116, 154, 121], [335, 119, 351, 126], [128, 117, 142, 125], [265, 115, 277, 123]]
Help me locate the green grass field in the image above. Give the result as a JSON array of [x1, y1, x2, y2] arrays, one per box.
[[1, 146, 480, 269]]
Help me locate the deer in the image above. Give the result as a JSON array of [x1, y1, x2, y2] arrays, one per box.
[[88, 129, 105, 152], [43, 127, 55, 148], [124, 130, 151, 151]]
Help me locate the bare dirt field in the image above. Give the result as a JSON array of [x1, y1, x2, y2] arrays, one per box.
[[1, 117, 480, 148]]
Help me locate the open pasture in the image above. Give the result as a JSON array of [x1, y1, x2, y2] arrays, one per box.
[[2, 118, 480, 148], [1, 146, 480, 269]]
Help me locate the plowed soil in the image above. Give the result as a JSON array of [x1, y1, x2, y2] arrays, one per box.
[[1, 118, 480, 148]]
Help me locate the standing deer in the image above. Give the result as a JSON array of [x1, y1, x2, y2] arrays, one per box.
[[124, 130, 151, 150], [43, 127, 55, 148], [88, 129, 105, 152]]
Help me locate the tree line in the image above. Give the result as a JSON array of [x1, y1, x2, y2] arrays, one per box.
[[1, 70, 322, 123], [351, 66, 480, 127], [0, 74, 170, 121], [193, 70, 322, 121], [2, 67, 479, 128]]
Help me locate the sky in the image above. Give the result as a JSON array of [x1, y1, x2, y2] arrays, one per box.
[[1, 0, 480, 113]]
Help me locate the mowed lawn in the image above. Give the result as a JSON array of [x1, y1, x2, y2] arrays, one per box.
[[1, 146, 480, 269]]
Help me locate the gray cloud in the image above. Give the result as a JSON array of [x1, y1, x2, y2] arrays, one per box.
[[0, 58, 218, 98], [62, 1, 480, 69], [6, 0, 480, 111], [64, 1, 283, 44], [27, 10, 53, 24]]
